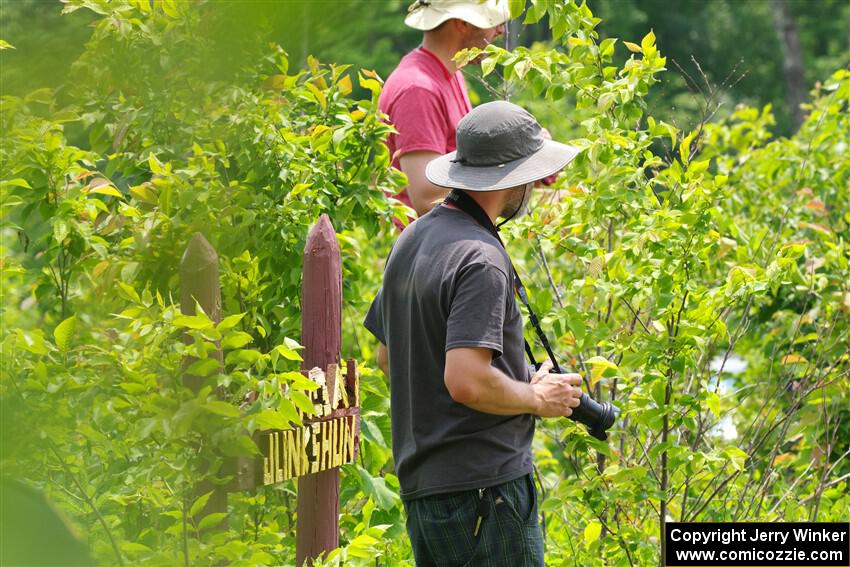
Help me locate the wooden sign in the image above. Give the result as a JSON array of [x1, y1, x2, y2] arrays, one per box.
[[260, 359, 360, 486]]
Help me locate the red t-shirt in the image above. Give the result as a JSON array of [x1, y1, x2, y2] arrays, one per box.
[[379, 47, 472, 209]]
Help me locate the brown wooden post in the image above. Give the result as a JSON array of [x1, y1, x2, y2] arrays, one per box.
[[180, 232, 227, 524], [180, 233, 223, 389], [296, 214, 342, 566]]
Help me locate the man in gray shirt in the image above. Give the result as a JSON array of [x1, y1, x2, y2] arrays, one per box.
[[364, 101, 582, 566]]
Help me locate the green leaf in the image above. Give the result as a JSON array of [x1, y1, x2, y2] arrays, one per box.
[[216, 313, 245, 332], [357, 466, 399, 511], [540, 497, 563, 513], [186, 358, 220, 377], [599, 37, 617, 59], [219, 434, 260, 457], [290, 390, 315, 417], [222, 331, 253, 350], [513, 58, 531, 79], [255, 408, 298, 430], [346, 533, 382, 558], [640, 29, 656, 54], [26, 88, 53, 104], [723, 446, 749, 471], [225, 348, 263, 366], [524, 0, 547, 24], [16, 330, 49, 355], [679, 130, 695, 166], [276, 399, 302, 426], [585, 356, 618, 386], [584, 521, 602, 546], [121, 542, 152, 553], [190, 490, 213, 517], [705, 391, 721, 418], [1, 178, 31, 189], [688, 159, 710, 176], [173, 314, 214, 330], [280, 371, 320, 391], [130, 184, 158, 204], [623, 41, 642, 53], [204, 401, 240, 418], [304, 81, 327, 110], [197, 512, 228, 531], [53, 219, 69, 244], [54, 316, 76, 351], [509, 0, 525, 20], [274, 343, 302, 361], [89, 185, 123, 198], [0, 39, 15, 50], [148, 153, 164, 175], [116, 282, 141, 303]]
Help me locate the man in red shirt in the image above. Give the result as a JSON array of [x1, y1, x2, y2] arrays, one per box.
[[381, 0, 508, 217]]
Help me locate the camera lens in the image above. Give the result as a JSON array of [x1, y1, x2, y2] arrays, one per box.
[[569, 393, 620, 440]]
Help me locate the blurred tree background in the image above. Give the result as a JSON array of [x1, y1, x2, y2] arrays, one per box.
[[3, 0, 848, 136]]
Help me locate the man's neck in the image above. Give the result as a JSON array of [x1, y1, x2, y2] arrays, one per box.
[[466, 191, 506, 225], [421, 34, 460, 75]]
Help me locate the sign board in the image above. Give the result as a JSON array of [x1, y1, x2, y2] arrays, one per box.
[[261, 360, 360, 485]]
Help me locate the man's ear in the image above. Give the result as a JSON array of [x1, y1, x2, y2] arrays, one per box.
[[451, 18, 473, 36]]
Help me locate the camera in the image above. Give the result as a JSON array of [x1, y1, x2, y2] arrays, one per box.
[[569, 392, 620, 441], [534, 361, 620, 440]]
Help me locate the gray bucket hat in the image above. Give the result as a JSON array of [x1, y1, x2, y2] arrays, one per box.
[[426, 101, 579, 191]]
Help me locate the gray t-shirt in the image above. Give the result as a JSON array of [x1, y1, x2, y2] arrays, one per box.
[[364, 204, 534, 500]]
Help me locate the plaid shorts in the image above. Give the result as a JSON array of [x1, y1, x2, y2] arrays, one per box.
[[403, 474, 544, 567]]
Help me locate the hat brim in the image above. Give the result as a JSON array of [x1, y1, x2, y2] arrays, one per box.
[[405, 2, 508, 31], [425, 140, 580, 191]]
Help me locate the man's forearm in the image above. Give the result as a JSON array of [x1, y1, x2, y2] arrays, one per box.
[[446, 361, 538, 416], [398, 151, 448, 217], [377, 343, 389, 377], [409, 184, 448, 217]]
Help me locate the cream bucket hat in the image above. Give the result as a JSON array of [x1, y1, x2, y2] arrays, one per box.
[[405, 0, 509, 31]]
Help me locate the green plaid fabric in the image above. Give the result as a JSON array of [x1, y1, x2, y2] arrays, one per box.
[[403, 474, 544, 567]]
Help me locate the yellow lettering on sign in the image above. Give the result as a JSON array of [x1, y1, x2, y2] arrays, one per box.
[[351, 370, 360, 408], [263, 434, 274, 485], [323, 420, 333, 469], [261, 415, 358, 485], [285, 428, 298, 480], [345, 417, 356, 462], [333, 417, 342, 467], [337, 365, 349, 409], [310, 423, 321, 474], [299, 426, 310, 477], [274, 432, 284, 483]]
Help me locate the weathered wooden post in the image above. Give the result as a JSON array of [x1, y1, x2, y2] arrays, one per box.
[[180, 233, 227, 522], [297, 214, 343, 566], [180, 233, 223, 390], [180, 226, 360, 551]]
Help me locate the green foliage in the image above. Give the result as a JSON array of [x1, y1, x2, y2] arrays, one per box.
[[458, 1, 849, 564], [2, 0, 406, 564], [2, 0, 848, 565]]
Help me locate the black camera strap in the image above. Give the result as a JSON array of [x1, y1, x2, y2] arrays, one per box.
[[444, 189, 563, 374]]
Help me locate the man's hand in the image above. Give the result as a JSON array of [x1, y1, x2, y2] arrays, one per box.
[[529, 360, 583, 418]]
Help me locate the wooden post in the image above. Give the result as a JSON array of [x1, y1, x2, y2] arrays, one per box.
[[180, 233, 227, 524], [180, 233, 223, 390], [296, 215, 342, 566]]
